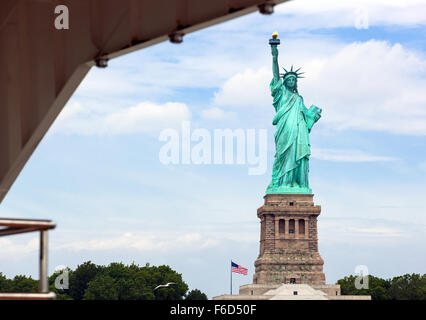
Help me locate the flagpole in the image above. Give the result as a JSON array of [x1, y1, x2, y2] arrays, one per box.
[[230, 260, 232, 295]]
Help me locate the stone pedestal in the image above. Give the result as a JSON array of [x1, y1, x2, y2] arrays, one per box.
[[213, 193, 371, 301], [253, 193, 326, 285]]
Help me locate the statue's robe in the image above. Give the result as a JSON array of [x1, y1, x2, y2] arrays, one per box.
[[268, 77, 321, 191]]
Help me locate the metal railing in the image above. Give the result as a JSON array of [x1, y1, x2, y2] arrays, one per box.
[[0, 218, 56, 300]]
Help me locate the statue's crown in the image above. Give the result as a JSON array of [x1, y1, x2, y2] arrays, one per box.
[[280, 65, 304, 80]]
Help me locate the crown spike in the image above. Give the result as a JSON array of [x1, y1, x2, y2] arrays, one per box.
[[281, 65, 305, 79]]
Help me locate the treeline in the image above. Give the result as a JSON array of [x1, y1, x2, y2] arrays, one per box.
[[0, 261, 207, 300], [337, 274, 426, 300]]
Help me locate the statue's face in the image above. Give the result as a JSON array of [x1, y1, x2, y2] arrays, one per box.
[[285, 77, 296, 90]]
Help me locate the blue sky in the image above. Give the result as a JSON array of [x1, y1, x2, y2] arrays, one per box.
[[1, 0, 426, 298]]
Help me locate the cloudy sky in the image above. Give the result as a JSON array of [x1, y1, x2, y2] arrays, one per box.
[[1, 0, 426, 298]]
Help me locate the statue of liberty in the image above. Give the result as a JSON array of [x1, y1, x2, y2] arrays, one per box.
[[266, 32, 322, 194]]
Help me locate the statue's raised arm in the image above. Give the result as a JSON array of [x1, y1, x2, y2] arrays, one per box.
[[269, 31, 280, 81]]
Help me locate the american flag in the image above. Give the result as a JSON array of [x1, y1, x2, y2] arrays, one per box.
[[231, 261, 248, 275]]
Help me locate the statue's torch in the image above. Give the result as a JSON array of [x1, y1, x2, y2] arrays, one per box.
[[269, 31, 280, 46]]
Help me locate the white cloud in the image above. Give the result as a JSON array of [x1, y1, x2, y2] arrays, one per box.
[[275, 0, 426, 30], [199, 107, 236, 120], [213, 40, 426, 135], [311, 148, 397, 162], [318, 218, 414, 246], [213, 68, 270, 108], [76, 68, 146, 97], [305, 40, 426, 134], [56, 232, 202, 251], [103, 41, 254, 92], [55, 231, 256, 252], [0, 237, 39, 255], [350, 227, 402, 236], [52, 100, 191, 135]]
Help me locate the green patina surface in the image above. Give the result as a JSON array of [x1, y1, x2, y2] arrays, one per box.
[[266, 35, 322, 195]]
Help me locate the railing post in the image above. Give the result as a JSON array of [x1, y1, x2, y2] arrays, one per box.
[[39, 230, 48, 293]]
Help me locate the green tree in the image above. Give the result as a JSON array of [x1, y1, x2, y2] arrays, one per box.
[[5, 275, 38, 293], [149, 265, 188, 300], [337, 275, 391, 300], [1, 261, 194, 300], [84, 263, 154, 300], [369, 276, 391, 300], [84, 275, 119, 300], [82, 262, 188, 300], [68, 261, 101, 300], [185, 289, 208, 300], [0, 272, 9, 292], [337, 275, 358, 295], [389, 273, 426, 300]]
